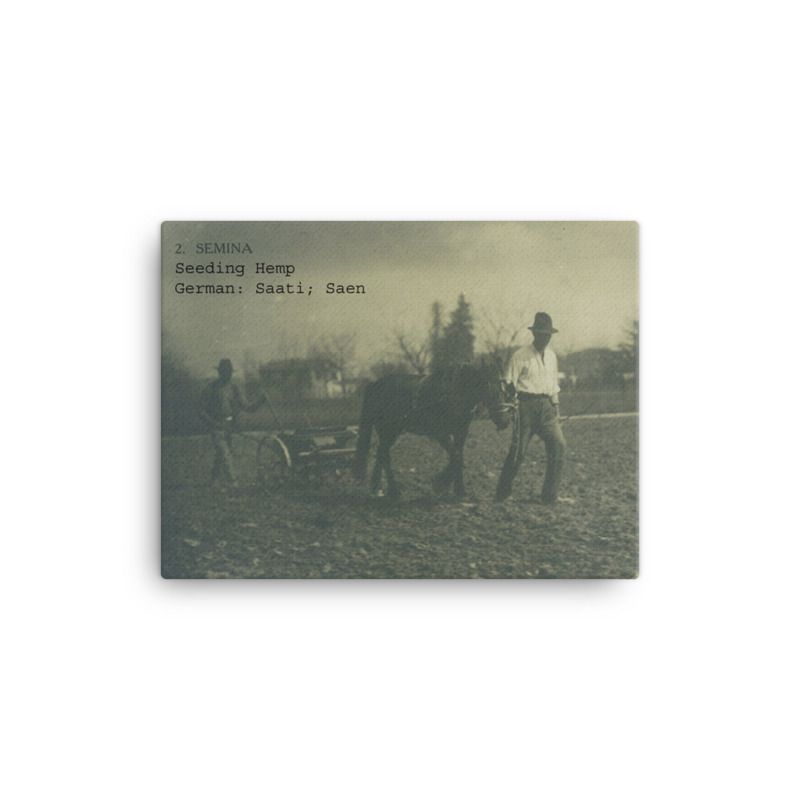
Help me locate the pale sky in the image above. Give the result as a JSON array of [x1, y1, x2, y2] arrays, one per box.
[[162, 221, 638, 377]]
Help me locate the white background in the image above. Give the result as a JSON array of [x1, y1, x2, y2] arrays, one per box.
[[3, 2, 798, 798]]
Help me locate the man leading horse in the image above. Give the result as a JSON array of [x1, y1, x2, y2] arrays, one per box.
[[495, 312, 566, 504]]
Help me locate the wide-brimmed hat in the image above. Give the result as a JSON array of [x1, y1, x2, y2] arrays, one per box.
[[216, 358, 234, 373], [528, 312, 558, 334]]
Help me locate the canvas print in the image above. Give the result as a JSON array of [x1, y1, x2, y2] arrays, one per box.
[[161, 221, 638, 578]]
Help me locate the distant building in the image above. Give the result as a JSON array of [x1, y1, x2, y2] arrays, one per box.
[[259, 358, 345, 400], [559, 348, 628, 389]]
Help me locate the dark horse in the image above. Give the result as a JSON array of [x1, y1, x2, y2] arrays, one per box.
[[353, 360, 512, 498]]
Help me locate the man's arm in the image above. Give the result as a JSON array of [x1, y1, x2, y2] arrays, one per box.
[[504, 348, 521, 388], [550, 353, 560, 416], [234, 384, 266, 414]]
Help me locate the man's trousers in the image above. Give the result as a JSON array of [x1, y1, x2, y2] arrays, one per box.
[[210, 428, 237, 484], [496, 394, 565, 502]]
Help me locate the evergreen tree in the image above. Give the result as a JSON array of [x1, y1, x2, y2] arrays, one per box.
[[429, 301, 444, 372], [430, 302, 443, 347], [432, 294, 475, 371]]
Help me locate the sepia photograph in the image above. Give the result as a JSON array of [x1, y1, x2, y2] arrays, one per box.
[[162, 221, 638, 578]]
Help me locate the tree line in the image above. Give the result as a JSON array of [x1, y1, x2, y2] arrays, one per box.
[[162, 302, 638, 434]]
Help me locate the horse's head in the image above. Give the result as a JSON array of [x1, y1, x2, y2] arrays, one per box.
[[473, 357, 514, 431]]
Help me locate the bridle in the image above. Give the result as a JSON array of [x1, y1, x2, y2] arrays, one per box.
[[484, 379, 517, 423]]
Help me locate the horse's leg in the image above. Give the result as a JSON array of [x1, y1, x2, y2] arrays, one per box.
[[432, 434, 455, 493], [452, 427, 469, 497], [380, 433, 401, 498], [370, 429, 384, 494]]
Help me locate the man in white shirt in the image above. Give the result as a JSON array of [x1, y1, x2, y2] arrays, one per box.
[[495, 312, 566, 504]]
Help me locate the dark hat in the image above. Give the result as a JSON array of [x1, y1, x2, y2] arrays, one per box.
[[216, 358, 234, 373], [528, 312, 558, 334]]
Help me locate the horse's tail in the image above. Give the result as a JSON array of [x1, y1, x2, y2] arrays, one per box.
[[353, 383, 375, 482]]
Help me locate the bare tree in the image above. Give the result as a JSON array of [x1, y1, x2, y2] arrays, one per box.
[[276, 333, 306, 360], [309, 332, 357, 395], [242, 348, 262, 397], [393, 330, 430, 375], [479, 309, 524, 369]]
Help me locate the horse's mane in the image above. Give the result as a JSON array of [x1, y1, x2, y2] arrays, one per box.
[[422, 358, 500, 398], [429, 357, 499, 382]]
